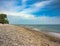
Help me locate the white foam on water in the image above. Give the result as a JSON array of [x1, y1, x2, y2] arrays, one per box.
[[43, 32, 60, 38], [32, 28, 40, 31]]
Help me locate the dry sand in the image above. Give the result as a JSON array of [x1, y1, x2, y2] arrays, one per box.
[[0, 24, 60, 46]]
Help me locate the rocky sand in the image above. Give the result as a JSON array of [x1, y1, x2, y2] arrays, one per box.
[[0, 24, 60, 46]]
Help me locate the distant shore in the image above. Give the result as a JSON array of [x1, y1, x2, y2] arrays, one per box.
[[0, 24, 60, 46]]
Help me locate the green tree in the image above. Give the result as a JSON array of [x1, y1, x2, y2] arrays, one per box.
[[0, 14, 9, 24]]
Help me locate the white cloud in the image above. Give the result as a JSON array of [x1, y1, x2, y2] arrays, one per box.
[[35, 16, 60, 24], [0, 11, 35, 19], [7, 14, 60, 24], [0, 0, 24, 13], [33, 1, 51, 8], [0, 0, 60, 24], [0, 9, 60, 24], [20, 0, 52, 13], [0, 0, 52, 14]]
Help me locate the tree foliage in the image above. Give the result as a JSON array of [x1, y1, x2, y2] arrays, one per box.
[[0, 14, 9, 24]]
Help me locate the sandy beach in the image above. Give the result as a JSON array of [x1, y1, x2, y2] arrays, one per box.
[[0, 24, 60, 46]]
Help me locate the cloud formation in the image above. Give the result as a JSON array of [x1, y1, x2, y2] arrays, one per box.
[[8, 15, 60, 24], [0, 0, 60, 24]]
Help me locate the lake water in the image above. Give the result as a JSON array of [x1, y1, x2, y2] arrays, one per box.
[[14, 24, 60, 33]]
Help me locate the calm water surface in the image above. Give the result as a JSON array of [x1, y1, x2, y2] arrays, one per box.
[[14, 24, 60, 33]]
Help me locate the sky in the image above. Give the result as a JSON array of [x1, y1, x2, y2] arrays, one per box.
[[0, 0, 60, 24]]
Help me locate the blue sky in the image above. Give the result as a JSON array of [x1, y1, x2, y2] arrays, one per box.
[[0, 0, 60, 24]]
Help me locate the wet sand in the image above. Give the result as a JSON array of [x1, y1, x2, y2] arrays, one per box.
[[0, 24, 60, 46]]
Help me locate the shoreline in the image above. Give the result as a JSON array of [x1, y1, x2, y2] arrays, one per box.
[[1, 24, 60, 38], [0, 24, 60, 46], [23, 26, 60, 42], [24, 26, 60, 38], [42, 32, 60, 38], [13, 24, 60, 39]]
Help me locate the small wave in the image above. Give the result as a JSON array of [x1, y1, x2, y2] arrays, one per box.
[[43, 32, 60, 38], [25, 26, 40, 31], [32, 28, 40, 31]]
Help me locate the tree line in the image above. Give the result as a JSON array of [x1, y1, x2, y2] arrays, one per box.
[[0, 14, 9, 24]]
